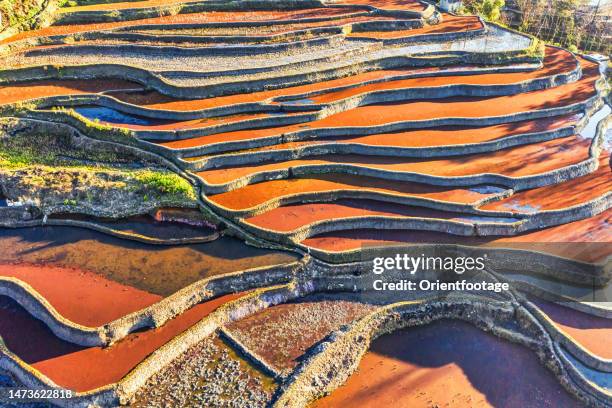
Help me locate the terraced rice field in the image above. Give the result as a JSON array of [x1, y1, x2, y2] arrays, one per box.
[[0, 0, 609, 407]]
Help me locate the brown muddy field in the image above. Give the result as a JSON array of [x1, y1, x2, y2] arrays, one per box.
[[244, 199, 516, 233], [481, 150, 611, 212], [531, 298, 612, 359], [0, 226, 297, 296], [227, 295, 376, 371], [311, 320, 580, 408], [198, 136, 591, 185], [0, 263, 160, 327], [301, 208, 612, 262], [208, 174, 497, 211], [0, 293, 243, 391]]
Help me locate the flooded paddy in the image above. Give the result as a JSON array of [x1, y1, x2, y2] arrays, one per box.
[[208, 174, 497, 211], [305, 47, 576, 104], [0, 293, 243, 391], [349, 14, 483, 39], [48, 208, 217, 241], [0, 79, 140, 105], [68, 105, 275, 131], [311, 320, 579, 407], [0, 263, 160, 327], [245, 199, 520, 233], [198, 136, 591, 186], [302, 208, 612, 263], [481, 150, 611, 213], [0, 226, 298, 296], [530, 298, 612, 359]]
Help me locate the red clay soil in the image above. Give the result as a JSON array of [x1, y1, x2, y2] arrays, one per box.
[[208, 174, 496, 211], [113, 65, 448, 112], [301, 208, 612, 262], [0, 292, 243, 392], [1, 8, 366, 44], [0, 263, 160, 327], [225, 114, 581, 154], [161, 59, 599, 150], [530, 298, 612, 360], [244, 199, 509, 233], [197, 136, 591, 185], [61, 46, 569, 113], [308, 47, 576, 103], [311, 320, 578, 408], [481, 150, 611, 213], [0, 79, 140, 105], [332, 0, 427, 12], [349, 14, 483, 39]]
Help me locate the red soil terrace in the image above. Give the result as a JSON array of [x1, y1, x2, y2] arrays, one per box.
[[0, 292, 243, 392], [0, 79, 140, 105], [208, 174, 496, 211], [349, 14, 483, 38], [106, 46, 570, 114], [307, 47, 576, 104], [244, 199, 511, 233], [531, 298, 612, 360], [161, 58, 598, 150], [481, 150, 611, 213], [0, 263, 160, 327], [197, 136, 591, 185], [109, 66, 449, 111], [301, 208, 612, 262], [312, 320, 577, 408], [1, 8, 367, 44], [332, 0, 428, 12], [226, 114, 580, 153]]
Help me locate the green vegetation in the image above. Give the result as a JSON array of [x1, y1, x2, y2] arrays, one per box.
[[461, 0, 506, 22], [0, 126, 197, 210], [135, 171, 196, 201]]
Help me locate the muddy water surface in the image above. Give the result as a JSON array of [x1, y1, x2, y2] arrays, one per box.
[[311, 320, 580, 407], [0, 226, 297, 296]]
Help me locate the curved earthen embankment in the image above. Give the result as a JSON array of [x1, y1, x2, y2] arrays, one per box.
[[207, 173, 506, 218], [0, 282, 315, 407], [51, 1, 359, 25], [272, 296, 611, 408], [480, 150, 612, 213], [0, 24, 540, 101], [300, 207, 612, 265], [0, 225, 301, 345], [528, 297, 612, 369], [310, 320, 580, 407], [195, 136, 594, 190], [155, 56, 599, 158], [0, 7, 372, 46]]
